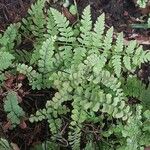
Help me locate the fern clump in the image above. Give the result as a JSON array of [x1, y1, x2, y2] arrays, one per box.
[[0, 0, 150, 149], [15, 3, 150, 149]]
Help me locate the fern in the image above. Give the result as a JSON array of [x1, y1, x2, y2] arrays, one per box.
[[4, 91, 25, 127], [119, 105, 150, 150], [0, 24, 20, 52], [38, 37, 56, 88], [50, 8, 75, 43], [30, 92, 68, 135], [38, 38, 55, 72], [103, 27, 114, 51], [0, 24, 20, 84], [78, 5, 92, 47], [122, 76, 150, 110], [17, 64, 43, 90], [50, 7, 75, 67], [21, 0, 46, 39], [0, 3, 149, 149], [14, 49, 32, 63], [45, 10, 58, 38], [92, 13, 105, 48], [112, 33, 124, 77], [140, 85, 150, 110], [68, 126, 81, 150], [21, 0, 47, 66], [23, 5, 150, 149], [122, 76, 145, 98]]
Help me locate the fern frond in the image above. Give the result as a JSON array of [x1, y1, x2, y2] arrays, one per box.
[[0, 24, 20, 52], [30, 109, 47, 122], [4, 91, 25, 126], [30, 108, 61, 135], [140, 50, 150, 63], [126, 40, 137, 54], [69, 127, 81, 150], [21, 0, 46, 38], [0, 138, 11, 150], [114, 33, 124, 52], [30, 43, 42, 65], [14, 50, 32, 63], [123, 55, 131, 70], [122, 76, 145, 98], [132, 45, 143, 66], [93, 54, 107, 73], [36, 38, 57, 88], [112, 55, 122, 77], [50, 8, 75, 43], [28, 0, 46, 28], [78, 5, 92, 46], [68, 93, 88, 149], [30, 88, 71, 134], [120, 105, 143, 150], [123, 40, 137, 71], [45, 10, 58, 38], [140, 85, 150, 110], [58, 45, 73, 68], [103, 27, 114, 51], [49, 8, 75, 68], [72, 47, 87, 66], [38, 38, 55, 73], [92, 13, 105, 47], [17, 64, 42, 90]]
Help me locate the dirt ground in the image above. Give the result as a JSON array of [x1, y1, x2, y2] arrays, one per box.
[[0, 0, 150, 149]]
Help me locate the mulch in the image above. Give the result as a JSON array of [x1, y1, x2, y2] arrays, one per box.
[[0, 0, 33, 31]]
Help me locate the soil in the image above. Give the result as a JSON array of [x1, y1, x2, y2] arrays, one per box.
[[0, 0, 150, 149], [0, 0, 34, 31]]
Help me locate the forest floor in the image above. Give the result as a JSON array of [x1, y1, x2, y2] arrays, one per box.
[[0, 0, 150, 149]]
